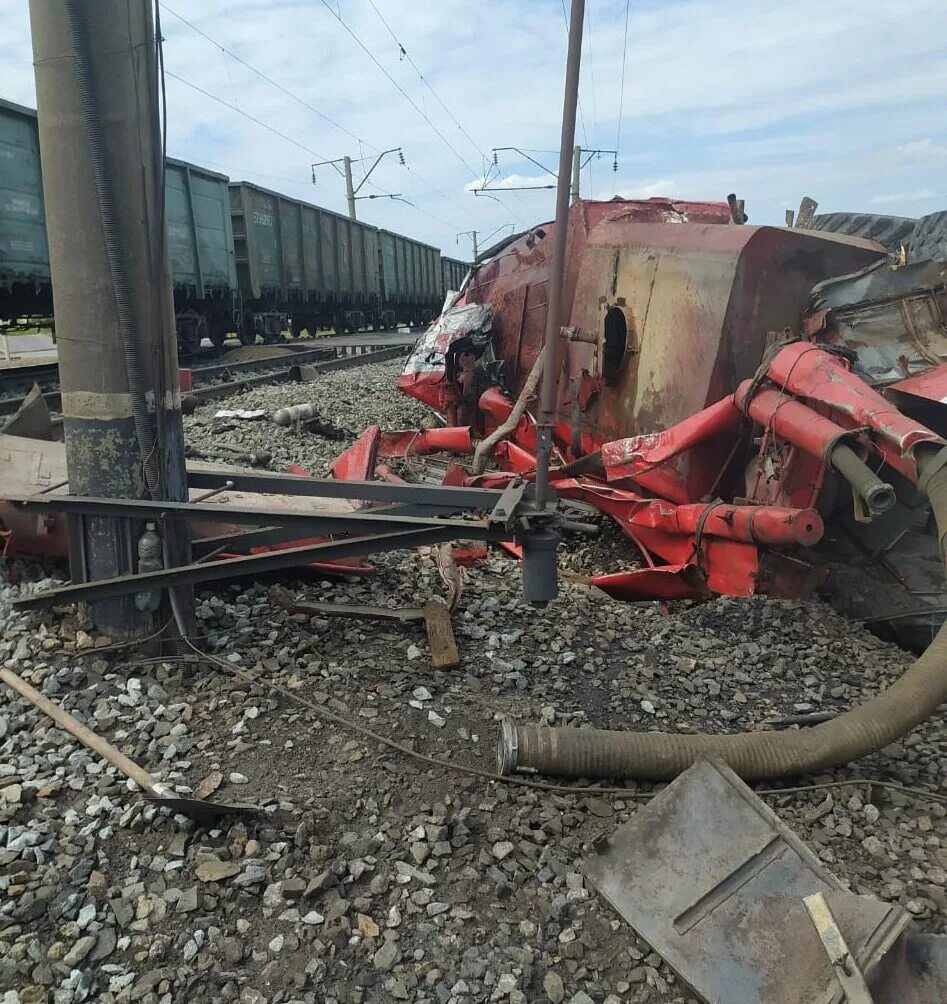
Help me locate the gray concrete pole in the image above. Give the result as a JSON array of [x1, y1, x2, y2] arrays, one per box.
[[535, 0, 585, 504], [344, 156, 357, 220], [29, 0, 191, 638], [471, 231, 478, 261], [571, 145, 581, 202]]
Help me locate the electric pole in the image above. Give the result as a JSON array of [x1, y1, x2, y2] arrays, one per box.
[[457, 230, 479, 260], [312, 148, 405, 220], [29, 0, 191, 638], [571, 145, 581, 202], [343, 156, 356, 220], [535, 0, 584, 506]]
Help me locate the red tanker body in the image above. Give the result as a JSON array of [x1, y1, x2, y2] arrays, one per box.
[[348, 197, 947, 644]]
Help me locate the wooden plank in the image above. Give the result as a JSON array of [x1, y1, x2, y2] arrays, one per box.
[[424, 599, 460, 669]]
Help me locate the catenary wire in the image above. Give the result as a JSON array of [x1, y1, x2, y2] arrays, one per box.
[[319, 0, 527, 226], [162, 3, 371, 149], [583, 0, 601, 198], [161, 5, 465, 232], [615, 0, 631, 178], [363, 0, 534, 215]]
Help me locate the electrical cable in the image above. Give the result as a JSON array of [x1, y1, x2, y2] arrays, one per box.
[[162, 3, 370, 149], [560, 0, 589, 150], [164, 71, 332, 161], [364, 0, 485, 169], [64, 614, 947, 805], [169, 634, 947, 805], [363, 0, 533, 216], [161, 3, 476, 233], [615, 0, 630, 172], [318, 0, 527, 227]]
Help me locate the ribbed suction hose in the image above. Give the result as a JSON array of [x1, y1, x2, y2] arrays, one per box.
[[498, 445, 947, 782]]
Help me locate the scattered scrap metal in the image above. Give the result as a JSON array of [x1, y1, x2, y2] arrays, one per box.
[[583, 761, 947, 1003]]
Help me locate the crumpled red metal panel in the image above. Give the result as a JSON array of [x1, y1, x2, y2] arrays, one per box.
[[889, 362, 947, 405], [768, 343, 944, 476]]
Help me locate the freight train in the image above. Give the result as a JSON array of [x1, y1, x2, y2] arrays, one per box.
[[0, 97, 470, 353]]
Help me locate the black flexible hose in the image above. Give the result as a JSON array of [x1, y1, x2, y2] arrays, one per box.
[[65, 0, 160, 500]]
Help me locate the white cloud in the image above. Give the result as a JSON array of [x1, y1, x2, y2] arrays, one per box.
[[616, 179, 677, 200], [1, 0, 946, 244], [869, 189, 943, 205], [891, 138, 947, 164]]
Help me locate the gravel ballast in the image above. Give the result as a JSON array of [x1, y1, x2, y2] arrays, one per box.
[[2, 359, 945, 1004]]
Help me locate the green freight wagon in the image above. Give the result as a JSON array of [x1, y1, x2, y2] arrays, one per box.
[[229, 181, 382, 341], [0, 98, 237, 351], [164, 157, 237, 352], [0, 98, 52, 324], [378, 230, 442, 328], [439, 256, 470, 297]]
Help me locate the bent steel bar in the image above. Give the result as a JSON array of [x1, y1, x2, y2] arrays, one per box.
[[185, 470, 504, 510], [12, 494, 497, 536], [14, 526, 482, 610]]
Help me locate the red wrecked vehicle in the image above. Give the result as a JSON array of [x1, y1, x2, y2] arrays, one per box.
[[332, 197, 947, 649]]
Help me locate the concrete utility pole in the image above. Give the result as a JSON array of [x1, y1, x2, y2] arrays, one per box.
[[571, 145, 581, 202], [312, 148, 405, 221], [457, 230, 479, 261], [30, 0, 190, 638], [535, 0, 585, 505], [343, 156, 357, 220]]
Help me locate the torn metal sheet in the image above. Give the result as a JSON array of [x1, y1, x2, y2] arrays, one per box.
[[1, 383, 55, 441], [808, 258, 947, 384], [582, 761, 909, 1004], [870, 933, 947, 1003]]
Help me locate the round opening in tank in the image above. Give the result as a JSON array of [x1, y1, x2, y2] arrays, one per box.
[[603, 305, 628, 385]]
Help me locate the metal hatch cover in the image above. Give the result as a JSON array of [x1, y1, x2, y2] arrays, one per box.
[[582, 761, 909, 1004]]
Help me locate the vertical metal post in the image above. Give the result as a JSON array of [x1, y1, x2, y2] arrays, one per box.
[[535, 0, 584, 505], [344, 156, 357, 220], [29, 0, 191, 639], [571, 145, 581, 202], [471, 231, 478, 261]]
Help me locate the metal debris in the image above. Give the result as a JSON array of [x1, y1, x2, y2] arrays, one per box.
[[582, 761, 910, 1004], [0, 667, 254, 823]]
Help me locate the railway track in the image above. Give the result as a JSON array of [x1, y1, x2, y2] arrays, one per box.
[[0, 332, 417, 418]]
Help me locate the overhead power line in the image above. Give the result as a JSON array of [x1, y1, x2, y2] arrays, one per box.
[[164, 71, 331, 162], [161, 5, 468, 232], [583, 1, 601, 198], [363, 0, 534, 216], [560, 0, 589, 150], [162, 4, 371, 150], [364, 0, 484, 168], [319, 0, 527, 226], [616, 0, 631, 171]]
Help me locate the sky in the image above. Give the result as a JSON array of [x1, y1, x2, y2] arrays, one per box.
[[3, 0, 947, 255]]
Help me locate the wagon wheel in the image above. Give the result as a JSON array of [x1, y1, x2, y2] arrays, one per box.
[[209, 322, 228, 350], [238, 309, 256, 346]]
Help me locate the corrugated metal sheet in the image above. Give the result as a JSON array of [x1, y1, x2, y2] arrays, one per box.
[[229, 181, 380, 304], [441, 256, 469, 293], [164, 157, 235, 297], [378, 230, 440, 305], [909, 212, 947, 262], [811, 212, 915, 252], [0, 98, 49, 288]]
